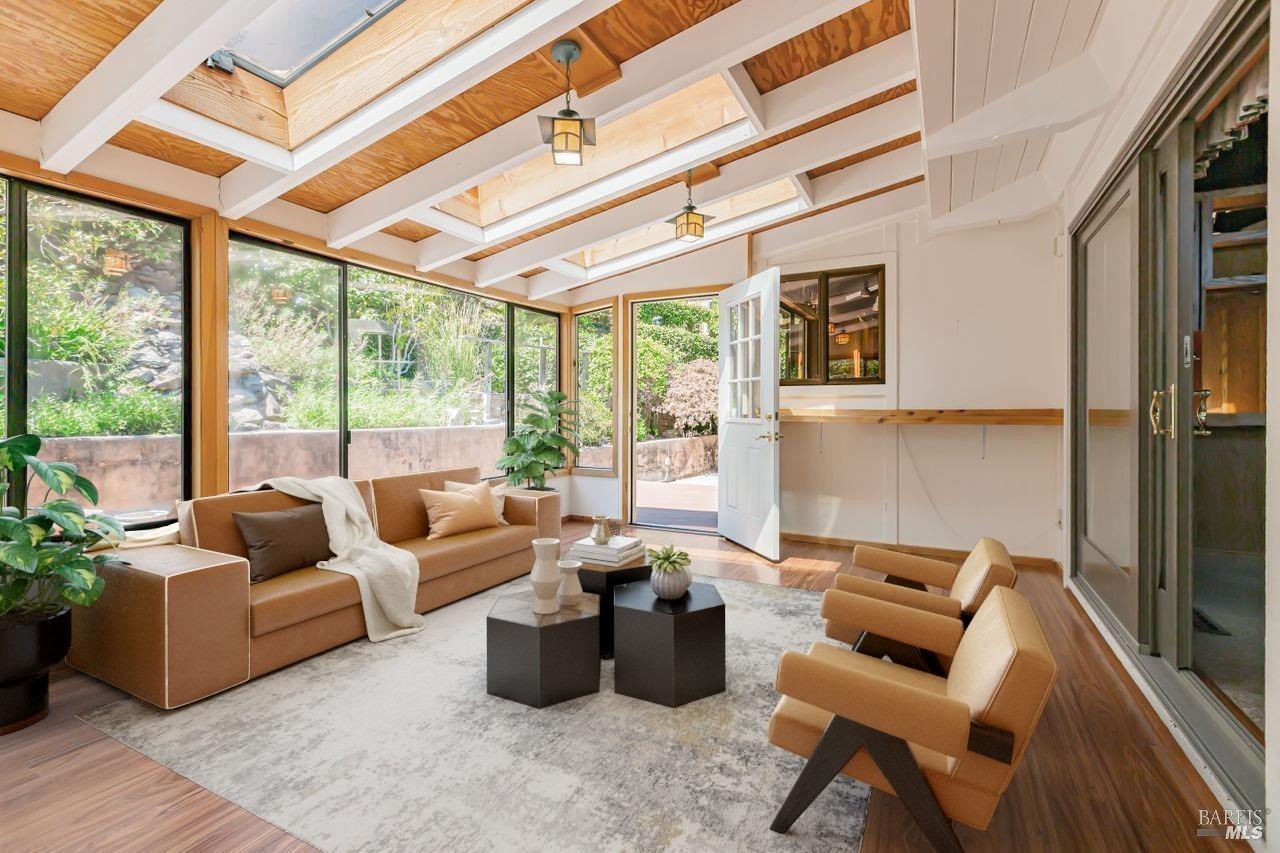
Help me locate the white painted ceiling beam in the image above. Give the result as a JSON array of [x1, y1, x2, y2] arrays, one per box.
[[924, 53, 1113, 158], [217, 0, 616, 219], [327, 0, 888, 248], [470, 93, 921, 284], [524, 143, 922, 298], [139, 100, 294, 172], [40, 0, 277, 174], [720, 65, 767, 133], [752, 181, 927, 262]]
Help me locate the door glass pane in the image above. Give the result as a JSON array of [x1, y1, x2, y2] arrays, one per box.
[[0, 181, 6, 432], [26, 190, 185, 522], [346, 266, 509, 479], [227, 240, 340, 490], [748, 295, 760, 337], [513, 307, 558, 426], [575, 307, 613, 470], [1078, 185, 1141, 638]]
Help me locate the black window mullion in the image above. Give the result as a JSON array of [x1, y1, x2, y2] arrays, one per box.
[[338, 261, 350, 477], [505, 303, 516, 436], [5, 179, 26, 509]]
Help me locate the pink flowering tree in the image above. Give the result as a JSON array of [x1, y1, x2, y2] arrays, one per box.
[[659, 359, 718, 436]]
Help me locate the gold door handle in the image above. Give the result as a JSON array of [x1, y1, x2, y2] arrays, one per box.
[[1193, 389, 1212, 436], [754, 432, 782, 442], [1148, 384, 1175, 438]]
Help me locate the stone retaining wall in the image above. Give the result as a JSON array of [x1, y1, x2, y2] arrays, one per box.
[[578, 434, 717, 482]]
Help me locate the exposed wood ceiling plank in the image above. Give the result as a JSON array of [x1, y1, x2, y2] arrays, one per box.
[[218, 0, 617, 220], [285, 0, 536, 147], [469, 91, 921, 284], [39, 0, 277, 174], [108, 121, 243, 176], [326, 0, 880, 248], [533, 25, 621, 98], [805, 130, 918, 178], [0, 0, 162, 121], [162, 65, 289, 148], [751, 174, 923, 238], [741, 0, 909, 93], [383, 221, 439, 242]]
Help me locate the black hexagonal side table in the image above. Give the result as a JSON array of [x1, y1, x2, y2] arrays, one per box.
[[486, 590, 600, 708], [613, 581, 725, 707]]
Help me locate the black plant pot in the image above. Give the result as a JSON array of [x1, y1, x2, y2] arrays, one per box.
[[0, 607, 71, 735]]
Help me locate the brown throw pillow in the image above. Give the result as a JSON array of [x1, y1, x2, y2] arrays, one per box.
[[420, 482, 500, 540], [233, 502, 335, 583], [444, 479, 509, 525]]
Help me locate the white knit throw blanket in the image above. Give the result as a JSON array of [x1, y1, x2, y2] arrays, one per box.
[[262, 476, 425, 642]]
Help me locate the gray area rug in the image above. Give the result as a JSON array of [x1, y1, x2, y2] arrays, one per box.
[[82, 575, 868, 852]]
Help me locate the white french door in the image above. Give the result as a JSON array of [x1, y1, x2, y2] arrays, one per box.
[[717, 268, 781, 561]]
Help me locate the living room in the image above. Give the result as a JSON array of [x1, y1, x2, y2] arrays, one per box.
[[0, 0, 1274, 850]]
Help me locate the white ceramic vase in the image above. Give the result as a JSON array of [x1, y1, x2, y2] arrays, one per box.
[[558, 559, 583, 607], [651, 568, 693, 600], [530, 538, 561, 615]]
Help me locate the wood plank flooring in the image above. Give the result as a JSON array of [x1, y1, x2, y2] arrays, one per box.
[[0, 521, 1242, 852]]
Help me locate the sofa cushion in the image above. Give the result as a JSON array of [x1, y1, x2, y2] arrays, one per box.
[[395, 524, 537, 582], [250, 567, 361, 637], [178, 481, 375, 556], [446, 479, 508, 525], [420, 483, 500, 540], [370, 468, 480, 543], [233, 502, 334, 583]]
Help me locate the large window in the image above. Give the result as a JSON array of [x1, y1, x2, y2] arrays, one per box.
[[574, 306, 614, 471], [779, 266, 885, 385], [227, 238, 549, 483], [513, 306, 559, 424], [227, 240, 341, 491], [1, 184, 190, 522], [347, 266, 507, 479]]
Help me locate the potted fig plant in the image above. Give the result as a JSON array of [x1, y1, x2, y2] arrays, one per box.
[[648, 544, 693, 600], [499, 389, 579, 490], [0, 434, 121, 734]]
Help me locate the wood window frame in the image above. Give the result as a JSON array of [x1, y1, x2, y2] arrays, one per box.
[[780, 264, 887, 386]]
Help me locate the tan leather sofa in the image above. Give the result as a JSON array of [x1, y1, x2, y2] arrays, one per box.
[[769, 585, 1057, 850], [69, 467, 558, 707]]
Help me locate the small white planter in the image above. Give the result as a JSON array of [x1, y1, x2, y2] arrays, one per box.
[[650, 568, 692, 600], [530, 538, 561, 615]]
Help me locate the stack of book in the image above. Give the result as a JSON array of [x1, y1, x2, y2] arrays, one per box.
[[568, 535, 646, 566]]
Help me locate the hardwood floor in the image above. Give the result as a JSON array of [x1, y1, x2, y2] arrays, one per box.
[[0, 521, 1242, 852]]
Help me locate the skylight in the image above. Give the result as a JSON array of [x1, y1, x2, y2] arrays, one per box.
[[221, 0, 405, 86]]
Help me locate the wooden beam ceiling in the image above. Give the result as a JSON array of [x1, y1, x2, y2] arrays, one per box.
[[741, 0, 909, 93], [108, 121, 244, 176], [162, 65, 290, 149], [0, 0, 162, 120]]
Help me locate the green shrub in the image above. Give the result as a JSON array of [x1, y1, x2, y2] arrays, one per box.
[[29, 387, 182, 436]]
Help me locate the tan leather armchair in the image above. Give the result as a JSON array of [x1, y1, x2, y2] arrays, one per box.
[[826, 539, 1017, 673], [769, 585, 1057, 852]]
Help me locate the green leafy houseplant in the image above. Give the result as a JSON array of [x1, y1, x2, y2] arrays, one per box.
[[498, 389, 579, 490], [0, 434, 122, 619]]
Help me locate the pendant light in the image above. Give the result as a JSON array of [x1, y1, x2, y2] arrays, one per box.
[[667, 169, 714, 242], [538, 40, 596, 166], [834, 331, 851, 345]]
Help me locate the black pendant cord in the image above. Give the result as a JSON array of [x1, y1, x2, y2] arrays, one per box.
[[564, 59, 573, 112]]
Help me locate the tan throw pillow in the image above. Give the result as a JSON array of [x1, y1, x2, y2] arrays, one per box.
[[420, 482, 500, 540], [444, 479, 509, 525]]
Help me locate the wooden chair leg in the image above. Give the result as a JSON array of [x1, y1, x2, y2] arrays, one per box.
[[858, 723, 964, 853], [770, 715, 864, 834], [853, 632, 946, 676]]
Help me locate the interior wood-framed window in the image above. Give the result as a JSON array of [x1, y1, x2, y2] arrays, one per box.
[[780, 265, 886, 385], [571, 300, 617, 475]]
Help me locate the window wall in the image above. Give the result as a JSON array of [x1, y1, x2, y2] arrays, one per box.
[[227, 240, 341, 491], [0, 182, 190, 522], [347, 266, 507, 479], [227, 238, 547, 483], [574, 306, 614, 470], [513, 306, 560, 425]]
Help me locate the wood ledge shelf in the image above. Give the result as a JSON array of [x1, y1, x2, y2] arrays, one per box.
[[780, 408, 1064, 425]]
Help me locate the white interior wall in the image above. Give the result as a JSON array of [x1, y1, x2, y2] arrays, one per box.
[[768, 209, 1068, 559]]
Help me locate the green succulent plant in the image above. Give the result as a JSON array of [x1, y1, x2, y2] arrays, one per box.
[[648, 544, 691, 574]]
